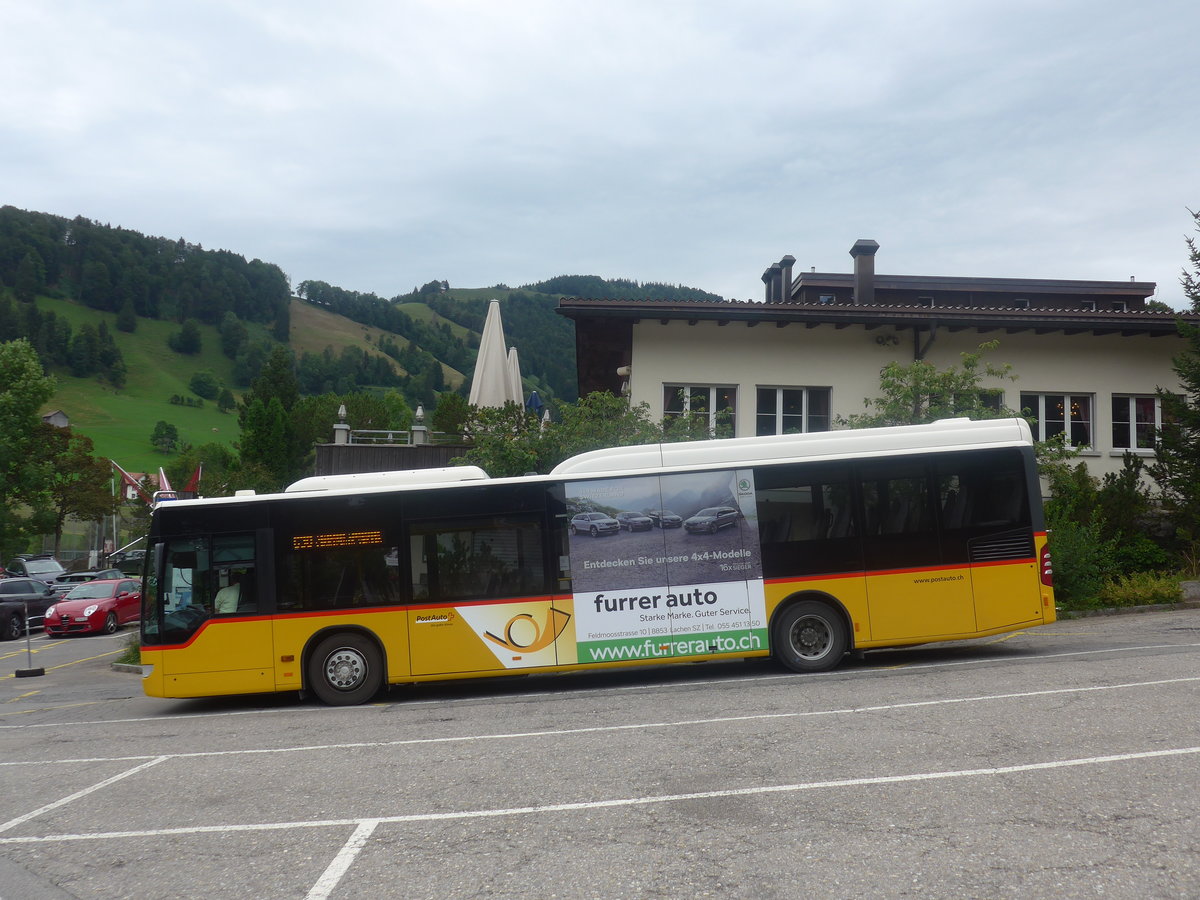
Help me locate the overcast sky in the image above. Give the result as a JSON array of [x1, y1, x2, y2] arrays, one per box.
[[3, 1, 1197, 306]]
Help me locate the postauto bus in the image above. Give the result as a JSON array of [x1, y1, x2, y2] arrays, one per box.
[[139, 417, 1055, 705]]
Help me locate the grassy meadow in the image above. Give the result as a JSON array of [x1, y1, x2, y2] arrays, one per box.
[[36, 296, 472, 473], [40, 297, 242, 473]]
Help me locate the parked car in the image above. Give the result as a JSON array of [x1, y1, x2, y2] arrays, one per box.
[[0, 577, 57, 639], [44, 578, 142, 636], [109, 549, 147, 574], [569, 512, 621, 537], [684, 506, 741, 534], [49, 568, 126, 598], [646, 509, 683, 528], [615, 511, 654, 532], [3, 555, 65, 585]]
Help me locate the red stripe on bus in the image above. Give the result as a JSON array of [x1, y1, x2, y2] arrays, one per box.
[[145, 595, 571, 650], [765, 557, 1035, 584]]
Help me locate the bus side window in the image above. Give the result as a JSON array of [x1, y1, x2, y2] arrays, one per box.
[[754, 462, 860, 578], [281, 544, 401, 611], [858, 459, 938, 570], [409, 516, 546, 602]]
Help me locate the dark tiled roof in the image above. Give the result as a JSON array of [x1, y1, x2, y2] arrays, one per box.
[[556, 296, 1198, 337]]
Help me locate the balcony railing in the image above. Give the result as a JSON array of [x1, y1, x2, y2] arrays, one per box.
[[348, 429, 465, 446]]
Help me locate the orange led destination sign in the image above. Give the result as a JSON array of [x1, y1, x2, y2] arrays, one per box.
[[293, 530, 384, 550]]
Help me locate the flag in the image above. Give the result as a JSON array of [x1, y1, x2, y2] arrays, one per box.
[[184, 463, 203, 494]]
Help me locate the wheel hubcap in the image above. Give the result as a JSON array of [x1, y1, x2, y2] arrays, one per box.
[[792, 617, 831, 659], [324, 648, 368, 691]]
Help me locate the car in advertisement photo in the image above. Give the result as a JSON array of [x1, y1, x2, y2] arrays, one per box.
[[646, 509, 683, 528], [684, 506, 742, 534], [615, 511, 654, 531], [569, 512, 621, 537]]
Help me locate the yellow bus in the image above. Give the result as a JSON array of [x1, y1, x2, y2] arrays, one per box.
[[139, 417, 1056, 705]]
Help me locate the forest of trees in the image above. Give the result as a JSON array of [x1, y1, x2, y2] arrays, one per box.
[[0, 293, 127, 386], [0, 205, 291, 335]]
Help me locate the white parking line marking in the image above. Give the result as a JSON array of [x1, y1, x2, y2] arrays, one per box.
[[1, 640, 1196, 731], [0, 675, 1196, 768], [306, 819, 379, 900], [0, 756, 168, 833], [0, 745, 1196, 847]]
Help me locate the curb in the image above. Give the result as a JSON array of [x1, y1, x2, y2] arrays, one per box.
[[1056, 599, 1200, 619], [110, 662, 144, 674]]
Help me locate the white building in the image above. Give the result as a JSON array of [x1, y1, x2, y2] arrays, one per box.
[[558, 240, 1200, 481]]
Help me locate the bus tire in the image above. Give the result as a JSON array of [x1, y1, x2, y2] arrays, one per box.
[[307, 633, 383, 706], [772, 600, 847, 673]]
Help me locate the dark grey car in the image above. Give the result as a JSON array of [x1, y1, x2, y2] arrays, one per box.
[[4, 555, 65, 585], [0, 577, 56, 639]]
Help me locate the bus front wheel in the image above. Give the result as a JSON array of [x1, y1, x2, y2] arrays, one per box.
[[772, 600, 847, 673], [308, 633, 383, 706]]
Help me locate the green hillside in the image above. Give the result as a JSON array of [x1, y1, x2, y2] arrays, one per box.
[[2, 205, 721, 477], [37, 297, 243, 472]]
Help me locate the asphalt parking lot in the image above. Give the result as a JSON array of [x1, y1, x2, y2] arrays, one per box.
[[2, 610, 1198, 899]]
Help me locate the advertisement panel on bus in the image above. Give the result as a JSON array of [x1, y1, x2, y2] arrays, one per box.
[[562, 468, 768, 664]]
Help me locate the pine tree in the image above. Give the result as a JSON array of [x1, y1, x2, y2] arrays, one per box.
[[1149, 212, 1200, 564]]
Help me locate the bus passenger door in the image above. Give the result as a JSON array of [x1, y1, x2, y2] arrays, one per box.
[[406, 516, 565, 676]]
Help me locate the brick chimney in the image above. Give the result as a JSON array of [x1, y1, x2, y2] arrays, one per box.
[[849, 239, 879, 305]]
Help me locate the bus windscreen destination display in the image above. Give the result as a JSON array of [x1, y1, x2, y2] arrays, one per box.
[[292, 531, 384, 550], [565, 470, 768, 663]]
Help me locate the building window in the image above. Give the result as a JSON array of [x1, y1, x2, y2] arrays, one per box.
[[756, 387, 831, 436], [918, 296, 935, 308], [1112, 395, 1160, 451], [1013, 298, 1030, 309], [664, 385, 736, 434], [1112, 301, 1127, 312], [1082, 300, 1097, 311], [1021, 393, 1093, 447], [818, 294, 836, 305]]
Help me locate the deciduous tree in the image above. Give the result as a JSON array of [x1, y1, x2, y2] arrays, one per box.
[[35, 425, 119, 556], [151, 420, 179, 453], [837, 341, 1016, 428]]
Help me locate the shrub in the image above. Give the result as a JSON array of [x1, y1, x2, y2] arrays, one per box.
[[1048, 516, 1116, 608], [1096, 572, 1182, 609]]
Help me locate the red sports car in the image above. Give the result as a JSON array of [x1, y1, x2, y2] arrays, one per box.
[[43, 578, 142, 636]]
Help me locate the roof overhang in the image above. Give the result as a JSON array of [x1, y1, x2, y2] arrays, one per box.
[[556, 298, 1196, 338]]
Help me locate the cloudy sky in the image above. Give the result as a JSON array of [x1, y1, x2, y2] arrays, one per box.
[[2, 1, 1197, 306]]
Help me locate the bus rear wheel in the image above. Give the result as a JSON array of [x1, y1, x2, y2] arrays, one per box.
[[773, 600, 847, 673], [308, 633, 383, 706]]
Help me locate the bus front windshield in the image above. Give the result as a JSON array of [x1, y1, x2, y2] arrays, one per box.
[[143, 534, 256, 645]]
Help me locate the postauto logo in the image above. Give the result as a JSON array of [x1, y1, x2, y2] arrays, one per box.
[[483, 607, 571, 653]]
